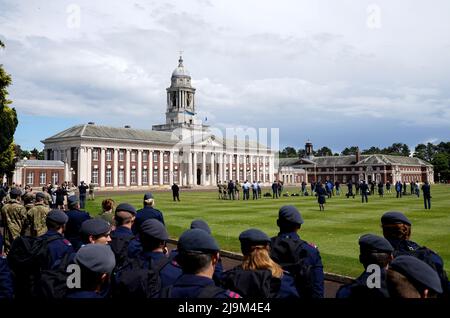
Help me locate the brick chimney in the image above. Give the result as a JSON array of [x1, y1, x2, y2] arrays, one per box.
[[355, 147, 361, 162]]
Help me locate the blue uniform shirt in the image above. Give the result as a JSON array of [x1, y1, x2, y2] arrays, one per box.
[[336, 269, 389, 298], [132, 206, 165, 234], [166, 274, 240, 298], [139, 251, 182, 288], [65, 209, 91, 250], [41, 230, 74, 269], [111, 226, 134, 238], [274, 232, 324, 298]]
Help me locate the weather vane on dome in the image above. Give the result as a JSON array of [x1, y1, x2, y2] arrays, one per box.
[[178, 50, 184, 67]]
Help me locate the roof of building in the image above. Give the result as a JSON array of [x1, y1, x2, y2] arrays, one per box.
[[15, 160, 65, 168], [43, 124, 179, 145], [280, 154, 432, 167]]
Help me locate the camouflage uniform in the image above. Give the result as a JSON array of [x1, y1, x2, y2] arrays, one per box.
[[1, 199, 28, 254], [26, 202, 50, 237]]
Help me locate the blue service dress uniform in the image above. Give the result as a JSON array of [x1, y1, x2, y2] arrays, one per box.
[[132, 206, 165, 234], [138, 251, 182, 288], [336, 269, 389, 298], [0, 256, 14, 299], [164, 274, 240, 298], [65, 209, 91, 251], [40, 230, 74, 269]]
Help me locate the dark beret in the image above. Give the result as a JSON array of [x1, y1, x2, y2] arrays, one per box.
[[80, 218, 111, 236], [278, 205, 304, 225], [143, 192, 154, 200], [390, 255, 443, 294], [47, 209, 68, 224], [35, 192, 46, 200], [359, 234, 394, 253], [74, 244, 116, 274], [239, 228, 271, 252], [67, 195, 79, 205], [115, 203, 136, 215], [140, 219, 168, 241], [190, 219, 211, 234], [10, 188, 22, 196], [381, 211, 411, 226], [178, 229, 220, 254]]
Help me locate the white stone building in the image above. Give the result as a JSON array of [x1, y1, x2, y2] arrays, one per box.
[[41, 56, 276, 189]]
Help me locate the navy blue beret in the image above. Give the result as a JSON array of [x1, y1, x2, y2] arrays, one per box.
[[239, 228, 271, 246], [115, 203, 136, 215], [381, 211, 411, 226], [140, 219, 168, 240], [80, 218, 111, 236], [144, 192, 154, 200], [359, 234, 394, 253], [10, 188, 22, 196], [278, 205, 304, 225], [35, 192, 46, 200], [47, 209, 68, 224], [389, 255, 443, 294], [190, 219, 211, 234], [178, 229, 219, 254], [67, 195, 79, 205], [74, 244, 116, 274]]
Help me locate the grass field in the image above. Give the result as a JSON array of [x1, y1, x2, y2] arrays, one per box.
[[85, 184, 450, 278]]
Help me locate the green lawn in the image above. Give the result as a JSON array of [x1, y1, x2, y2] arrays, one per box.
[[85, 184, 450, 278]]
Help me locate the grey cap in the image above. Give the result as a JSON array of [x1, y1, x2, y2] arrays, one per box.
[[190, 219, 211, 234], [74, 244, 116, 274], [67, 195, 79, 206], [80, 218, 111, 236], [35, 192, 46, 200], [381, 211, 411, 226], [46, 209, 68, 225], [140, 218, 168, 241], [115, 203, 136, 215], [359, 234, 394, 253], [143, 192, 154, 200], [278, 205, 304, 225], [178, 229, 220, 254], [390, 255, 443, 294], [239, 228, 271, 255], [10, 188, 22, 196]]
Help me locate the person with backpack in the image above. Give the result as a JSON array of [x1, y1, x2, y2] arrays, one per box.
[[270, 205, 324, 298], [132, 193, 165, 234], [113, 219, 182, 298], [387, 255, 443, 298], [66, 244, 116, 298], [1, 187, 27, 254], [25, 192, 50, 237], [336, 234, 393, 298], [160, 228, 240, 298], [110, 203, 136, 269], [381, 211, 449, 297], [65, 196, 91, 251], [222, 228, 299, 298]]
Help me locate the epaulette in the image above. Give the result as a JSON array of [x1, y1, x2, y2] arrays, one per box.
[[63, 239, 72, 246], [227, 290, 241, 298], [308, 242, 318, 249]]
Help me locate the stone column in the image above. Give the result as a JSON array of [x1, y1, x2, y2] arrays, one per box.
[[149, 151, 153, 185], [193, 152, 198, 185], [236, 154, 240, 181], [188, 151, 193, 185], [86, 148, 92, 183], [169, 151, 174, 185], [137, 150, 142, 186], [217, 153, 222, 182], [249, 155, 254, 181], [268, 155, 274, 182], [243, 155, 247, 181], [256, 156, 260, 181], [227, 154, 232, 181], [201, 152, 206, 185], [125, 149, 131, 186], [210, 153, 215, 185], [113, 149, 118, 187], [100, 148, 106, 187], [159, 151, 164, 185], [262, 156, 267, 183]]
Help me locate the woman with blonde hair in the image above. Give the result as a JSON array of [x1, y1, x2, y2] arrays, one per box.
[[221, 228, 299, 298]]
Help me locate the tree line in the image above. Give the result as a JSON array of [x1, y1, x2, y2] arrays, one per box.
[[279, 142, 450, 182]]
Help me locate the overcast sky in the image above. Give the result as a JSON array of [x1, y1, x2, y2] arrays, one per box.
[[1, 0, 449, 153]]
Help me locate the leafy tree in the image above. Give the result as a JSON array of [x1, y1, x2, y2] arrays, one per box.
[[279, 146, 298, 158], [316, 146, 333, 157], [297, 149, 306, 158], [362, 146, 381, 154], [0, 40, 18, 179], [414, 143, 427, 160], [381, 143, 410, 156], [30, 148, 44, 160], [341, 146, 359, 155]]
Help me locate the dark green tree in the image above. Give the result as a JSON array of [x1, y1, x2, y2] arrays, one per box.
[[362, 146, 381, 154], [0, 40, 18, 178], [279, 146, 298, 158], [316, 146, 333, 156], [341, 146, 359, 155]]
